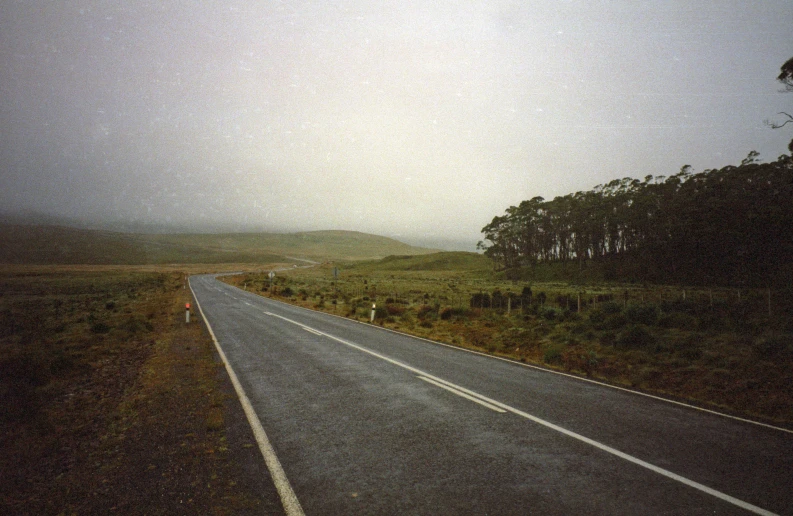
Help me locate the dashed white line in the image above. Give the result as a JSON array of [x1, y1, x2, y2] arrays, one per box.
[[418, 376, 506, 413], [263, 310, 778, 516]]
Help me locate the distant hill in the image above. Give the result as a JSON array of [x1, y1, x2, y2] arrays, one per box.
[[348, 252, 491, 274], [0, 224, 439, 265]]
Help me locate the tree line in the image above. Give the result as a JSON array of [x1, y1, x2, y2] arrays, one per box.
[[478, 153, 793, 287], [479, 57, 793, 287]]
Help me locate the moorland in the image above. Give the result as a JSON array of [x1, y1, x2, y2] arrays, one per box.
[[2, 199, 792, 513], [224, 252, 793, 428], [0, 226, 437, 513]]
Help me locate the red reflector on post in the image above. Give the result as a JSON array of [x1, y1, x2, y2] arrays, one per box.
[[186, 303, 190, 309]]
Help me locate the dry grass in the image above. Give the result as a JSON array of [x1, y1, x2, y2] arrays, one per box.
[[0, 265, 282, 514]]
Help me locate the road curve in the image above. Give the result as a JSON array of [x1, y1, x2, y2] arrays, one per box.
[[190, 274, 793, 515]]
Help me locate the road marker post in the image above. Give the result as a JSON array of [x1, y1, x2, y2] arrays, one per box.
[[370, 303, 376, 323], [185, 302, 191, 323]]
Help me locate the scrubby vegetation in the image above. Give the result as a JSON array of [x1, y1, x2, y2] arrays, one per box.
[[0, 267, 271, 513], [225, 260, 793, 427]]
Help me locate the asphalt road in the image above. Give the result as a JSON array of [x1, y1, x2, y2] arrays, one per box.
[[190, 274, 793, 516]]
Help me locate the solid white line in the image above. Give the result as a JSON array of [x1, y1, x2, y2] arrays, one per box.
[[263, 310, 778, 516], [190, 280, 305, 516], [417, 376, 506, 413]]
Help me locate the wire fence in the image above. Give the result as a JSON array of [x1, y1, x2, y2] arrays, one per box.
[[259, 272, 793, 323]]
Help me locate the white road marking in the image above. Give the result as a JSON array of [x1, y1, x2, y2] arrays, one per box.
[[191, 284, 305, 516], [418, 376, 506, 413], [253, 290, 793, 436], [263, 311, 778, 516]]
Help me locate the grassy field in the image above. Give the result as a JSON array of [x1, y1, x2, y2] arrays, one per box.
[[0, 224, 438, 265], [0, 265, 282, 514], [224, 254, 793, 428]]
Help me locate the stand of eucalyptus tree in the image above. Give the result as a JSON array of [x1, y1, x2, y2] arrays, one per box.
[[479, 154, 793, 287]]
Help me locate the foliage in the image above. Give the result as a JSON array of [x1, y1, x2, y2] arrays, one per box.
[[778, 56, 793, 92], [417, 304, 437, 320], [439, 307, 471, 320], [470, 292, 491, 309], [479, 155, 793, 287], [615, 325, 655, 350], [543, 343, 565, 364], [624, 303, 659, 326]]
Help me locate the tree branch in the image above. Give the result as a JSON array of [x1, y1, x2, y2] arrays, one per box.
[[766, 112, 793, 129]]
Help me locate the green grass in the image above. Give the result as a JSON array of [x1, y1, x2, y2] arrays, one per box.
[[0, 223, 439, 265], [352, 252, 492, 272]]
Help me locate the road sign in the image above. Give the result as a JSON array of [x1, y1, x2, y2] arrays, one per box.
[[269, 271, 276, 279]]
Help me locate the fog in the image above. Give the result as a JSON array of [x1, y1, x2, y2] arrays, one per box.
[[1, 1, 791, 250]]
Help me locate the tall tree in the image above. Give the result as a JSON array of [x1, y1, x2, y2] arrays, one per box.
[[480, 154, 793, 286], [767, 56, 793, 153]]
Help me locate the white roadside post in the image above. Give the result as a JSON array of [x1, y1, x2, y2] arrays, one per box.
[[185, 302, 191, 323], [370, 303, 376, 323]]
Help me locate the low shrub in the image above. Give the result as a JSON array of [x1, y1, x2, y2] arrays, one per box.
[[697, 312, 725, 331], [588, 309, 606, 326], [753, 335, 791, 359], [615, 324, 654, 349], [385, 304, 405, 316], [123, 316, 153, 334], [625, 303, 658, 325], [601, 313, 628, 331], [440, 307, 471, 320], [470, 293, 491, 309], [91, 321, 111, 334], [543, 343, 565, 364], [539, 306, 559, 321], [658, 311, 698, 330], [599, 331, 616, 346], [417, 304, 437, 320], [661, 298, 698, 315], [600, 301, 623, 314]]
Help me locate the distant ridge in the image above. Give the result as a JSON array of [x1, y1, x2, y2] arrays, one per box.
[[0, 224, 439, 265]]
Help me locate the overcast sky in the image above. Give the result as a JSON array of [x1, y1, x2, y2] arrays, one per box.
[[1, 1, 791, 249]]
